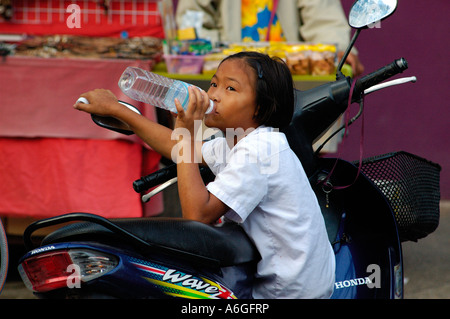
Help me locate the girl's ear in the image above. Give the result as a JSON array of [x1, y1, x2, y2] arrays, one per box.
[[253, 105, 260, 121]]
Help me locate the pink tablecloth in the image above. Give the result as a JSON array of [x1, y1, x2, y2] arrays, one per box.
[[0, 56, 163, 218], [0, 56, 156, 140]]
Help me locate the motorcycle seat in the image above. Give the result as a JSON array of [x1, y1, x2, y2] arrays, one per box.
[[41, 217, 261, 268]]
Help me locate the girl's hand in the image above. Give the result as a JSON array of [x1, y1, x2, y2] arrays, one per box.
[[172, 86, 209, 164], [173, 86, 210, 133], [73, 89, 121, 117]]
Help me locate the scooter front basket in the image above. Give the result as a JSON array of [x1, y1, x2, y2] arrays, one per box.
[[356, 151, 441, 242]]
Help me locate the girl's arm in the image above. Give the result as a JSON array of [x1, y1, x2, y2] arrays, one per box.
[[176, 138, 228, 224], [74, 89, 176, 160], [74, 88, 226, 224], [174, 87, 229, 224]]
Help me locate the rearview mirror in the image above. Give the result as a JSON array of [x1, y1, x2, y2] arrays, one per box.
[[337, 0, 398, 75], [349, 0, 398, 29], [91, 101, 140, 135]]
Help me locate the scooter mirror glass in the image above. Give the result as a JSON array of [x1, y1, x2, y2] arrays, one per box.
[[91, 101, 140, 135], [349, 0, 397, 29]]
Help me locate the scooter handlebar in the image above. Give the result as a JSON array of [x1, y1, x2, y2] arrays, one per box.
[[133, 164, 177, 193], [133, 164, 214, 193], [353, 58, 408, 99]]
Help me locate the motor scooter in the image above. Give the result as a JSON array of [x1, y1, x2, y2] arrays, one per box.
[[14, 0, 441, 300]]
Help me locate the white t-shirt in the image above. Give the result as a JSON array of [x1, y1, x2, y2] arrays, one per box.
[[202, 126, 335, 299]]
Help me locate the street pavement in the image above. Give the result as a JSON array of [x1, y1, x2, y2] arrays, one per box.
[[1, 201, 449, 299], [402, 201, 450, 298]]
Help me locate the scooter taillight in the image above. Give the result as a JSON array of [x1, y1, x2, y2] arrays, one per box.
[[18, 250, 73, 292], [18, 249, 118, 293]]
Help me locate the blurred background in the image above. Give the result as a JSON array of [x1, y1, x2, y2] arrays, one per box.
[[0, 0, 448, 299]]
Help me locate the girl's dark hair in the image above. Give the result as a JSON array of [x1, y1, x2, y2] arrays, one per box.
[[221, 51, 294, 129]]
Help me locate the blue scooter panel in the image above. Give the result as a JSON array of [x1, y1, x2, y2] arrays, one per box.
[[313, 158, 403, 299]]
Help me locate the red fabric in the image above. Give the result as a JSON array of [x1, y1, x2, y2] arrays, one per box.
[[0, 1, 165, 38], [0, 56, 156, 140], [0, 1, 168, 219], [0, 137, 163, 218], [0, 56, 165, 219]]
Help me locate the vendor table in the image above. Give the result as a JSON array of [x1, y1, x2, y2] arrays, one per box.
[[0, 56, 163, 219]]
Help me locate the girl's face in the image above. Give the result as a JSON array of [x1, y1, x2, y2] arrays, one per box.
[[205, 58, 259, 133]]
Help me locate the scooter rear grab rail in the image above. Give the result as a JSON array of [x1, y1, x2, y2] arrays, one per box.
[[23, 212, 222, 267], [134, 58, 409, 193]]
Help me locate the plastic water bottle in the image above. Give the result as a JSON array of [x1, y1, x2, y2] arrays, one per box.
[[118, 66, 213, 114]]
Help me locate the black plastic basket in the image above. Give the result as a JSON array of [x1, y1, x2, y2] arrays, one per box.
[[355, 151, 441, 242]]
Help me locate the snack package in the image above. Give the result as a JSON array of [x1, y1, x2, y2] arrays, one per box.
[[285, 44, 311, 75], [310, 44, 336, 75], [266, 42, 287, 60], [200, 42, 336, 76]]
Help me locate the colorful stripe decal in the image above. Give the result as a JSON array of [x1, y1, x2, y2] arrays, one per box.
[[129, 258, 237, 299]]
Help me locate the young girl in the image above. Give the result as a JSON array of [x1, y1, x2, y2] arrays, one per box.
[[74, 51, 335, 299]]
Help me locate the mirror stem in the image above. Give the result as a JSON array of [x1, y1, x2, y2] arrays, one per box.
[[337, 29, 361, 79]]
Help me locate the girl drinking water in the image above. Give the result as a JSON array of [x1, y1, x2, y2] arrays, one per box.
[[74, 51, 335, 298]]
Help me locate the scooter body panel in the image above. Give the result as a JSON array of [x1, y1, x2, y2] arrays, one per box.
[[18, 241, 254, 299], [19, 156, 403, 299], [314, 158, 403, 299]]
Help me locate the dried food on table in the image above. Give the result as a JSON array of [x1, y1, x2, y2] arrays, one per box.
[[12, 35, 162, 60]]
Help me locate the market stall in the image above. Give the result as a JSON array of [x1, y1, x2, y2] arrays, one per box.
[[0, 1, 167, 224], [0, 0, 340, 227], [0, 56, 163, 220]]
